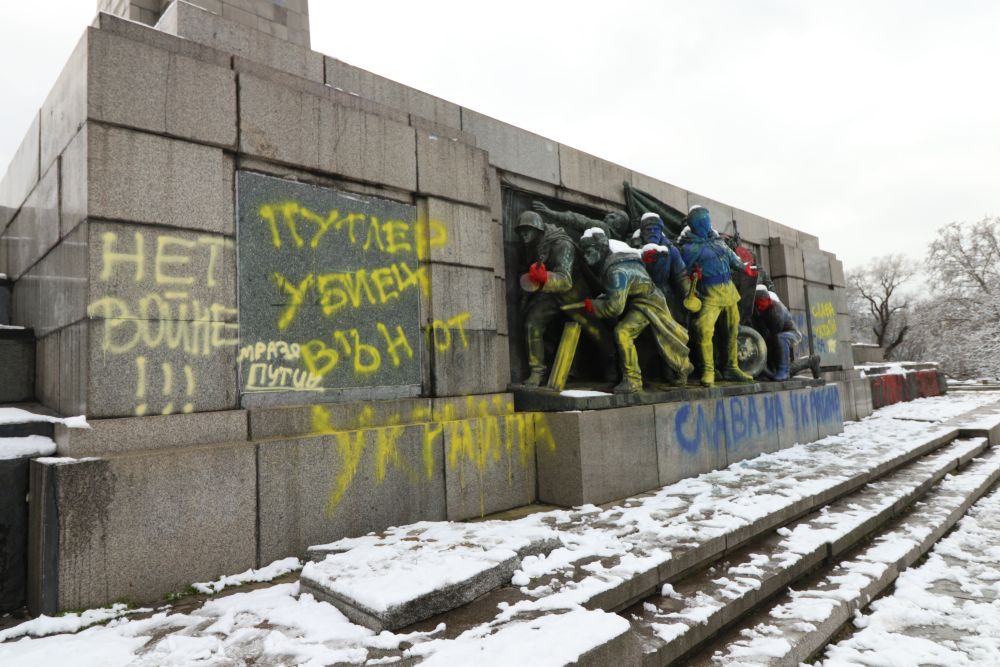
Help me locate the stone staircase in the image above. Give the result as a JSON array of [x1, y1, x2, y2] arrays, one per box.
[[298, 399, 1000, 665]]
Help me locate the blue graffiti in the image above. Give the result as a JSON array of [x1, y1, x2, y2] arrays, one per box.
[[675, 401, 728, 453], [763, 393, 785, 432], [728, 395, 762, 446]]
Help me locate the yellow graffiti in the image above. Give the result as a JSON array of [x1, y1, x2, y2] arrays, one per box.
[[312, 397, 549, 518], [239, 340, 301, 363], [87, 296, 238, 357], [811, 301, 836, 319], [132, 357, 196, 416], [258, 201, 447, 260], [811, 299, 838, 339], [99, 231, 231, 286]]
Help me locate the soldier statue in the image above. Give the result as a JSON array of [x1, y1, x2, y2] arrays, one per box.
[[751, 286, 822, 381], [531, 201, 631, 241], [578, 228, 693, 393], [516, 211, 617, 387]]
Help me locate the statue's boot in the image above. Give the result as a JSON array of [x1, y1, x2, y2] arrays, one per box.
[[613, 378, 642, 394], [523, 369, 545, 387], [723, 366, 755, 383], [789, 354, 822, 380], [772, 338, 792, 381]]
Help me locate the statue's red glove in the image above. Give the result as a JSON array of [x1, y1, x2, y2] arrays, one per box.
[[743, 263, 758, 278], [642, 249, 658, 264], [583, 298, 594, 314], [528, 262, 548, 287], [691, 266, 703, 281]]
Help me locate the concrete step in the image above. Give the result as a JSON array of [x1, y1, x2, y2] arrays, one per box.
[[626, 436, 988, 665], [0, 327, 34, 403], [686, 446, 1000, 666]]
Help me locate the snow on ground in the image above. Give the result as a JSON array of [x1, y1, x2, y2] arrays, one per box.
[[872, 390, 1000, 422], [1, 392, 998, 665], [0, 434, 56, 460], [192, 557, 303, 595], [0, 407, 89, 428], [815, 480, 1000, 666]]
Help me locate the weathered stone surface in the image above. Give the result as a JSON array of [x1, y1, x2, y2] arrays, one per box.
[[0, 333, 34, 403], [3, 162, 60, 280], [767, 220, 799, 245], [88, 124, 234, 234], [416, 130, 489, 206], [798, 229, 821, 251], [495, 275, 508, 336], [97, 11, 232, 69], [559, 145, 629, 204], [60, 127, 87, 238], [831, 257, 846, 287], [730, 208, 771, 245], [782, 388, 822, 447], [55, 410, 247, 457], [537, 406, 659, 507], [0, 456, 29, 612], [431, 393, 514, 421], [424, 198, 498, 270], [768, 241, 805, 279], [12, 223, 88, 337], [630, 171, 688, 215], [802, 248, 833, 284], [160, 0, 323, 82], [444, 413, 538, 520], [40, 33, 87, 172], [256, 427, 447, 564], [326, 57, 462, 129], [461, 108, 559, 184], [239, 73, 417, 191], [431, 329, 506, 397], [428, 264, 496, 330], [28, 443, 256, 613], [0, 112, 40, 232], [655, 398, 728, 486], [772, 276, 807, 310]]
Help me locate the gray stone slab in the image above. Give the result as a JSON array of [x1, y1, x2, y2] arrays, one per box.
[[772, 276, 807, 310], [86, 317, 239, 418], [256, 426, 447, 564], [797, 229, 821, 251], [428, 263, 497, 329], [0, 456, 29, 612], [0, 335, 34, 403], [29, 442, 256, 612], [326, 56, 462, 129], [0, 112, 40, 232], [161, 0, 323, 81], [495, 275, 508, 336], [655, 398, 728, 487], [444, 413, 538, 520], [12, 222, 88, 337], [802, 248, 833, 284], [430, 329, 506, 397], [461, 108, 559, 184], [424, 198, 498, 270], [784, 388, 823, 447], [96, 11, 232, 68], [805, 284, 840, 366], [236, 172, 424, 399], [831, 257, 846, 287], [768, 221, 799, 246], [60, 126, 87, 238], [687, 193, 734, 234], [87, 221, 236, 319], [767, 241, 805, 279], [250, 397, 433, 440], [40, 32, 87, 173], [431, 393, 514, 421], [559, 145, 629, 204], [731, 208, 772, 245], [3, 162, 60, 280], [238, 73, 417, 191], [55, 409, 247, 457], [416, 130, 490, 206], [88, 124, 234, 234], [537, 406, 659, 507]]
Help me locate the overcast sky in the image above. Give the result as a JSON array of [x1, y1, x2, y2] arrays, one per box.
[[1, 1, 997, 270]]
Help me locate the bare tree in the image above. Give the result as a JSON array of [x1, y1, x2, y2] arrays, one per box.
[[846, 255, 918, 360]]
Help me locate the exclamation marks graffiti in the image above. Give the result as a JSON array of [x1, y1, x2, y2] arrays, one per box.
[[133, 358, 197, 416]]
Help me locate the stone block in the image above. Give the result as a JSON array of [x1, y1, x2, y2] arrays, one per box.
[[687, 193, 734, 234], [35, 331, 60, 410], [428, 264, 496, 330], [629, 171, 688, 215], [86, 221, 237, 320], [797, 230, 820, 250], [28, 443, 257, 612], [812, 384, 845, 439], [239, 73, 417, 192], [768, 241, 805, 279], [831, 257, 846, 287], [537, 406, 659, 507], [2, 162, 60, 280], [803, 248, 833, 284], [85, 316, 239, 418], [0, 333, 34, 403], [97, 11, 232, 69], [88, 124, 234, 234], [559, 145, 629, 204], [256, 427, 447, 564], [772, 276, 807, 310], [444, 413, 538, 520], [40, 32, 87, 171], [416, 130, 489, 206], [60, 127, 87, 238], [497, 334, 511, 388], [731, 208, 771, 245], [326, 57, 461, 129], [12, 223, 89, 337], [767, 221, 798, 245], [655, 398, 728, 486], [431, 329, 506, 397], [495, 276, 508, 336], [55, 409, 248, 457], [262, 397, 435, 440], [161, 0, 323, 82], [461, 108, 559, 184], [431, 393, 514, 421], [0, 112, 40, 232], [424, 199, 498, 270], [782, 388, 822, 447], [58, 322, 88, 416], [0, 456, 29, 612]]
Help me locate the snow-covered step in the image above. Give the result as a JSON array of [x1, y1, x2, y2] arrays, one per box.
[[687, 446, 1000, 666], [814, 473, 1000, 665], [627, 437, 987, 666], [300, 526, 560, 632]]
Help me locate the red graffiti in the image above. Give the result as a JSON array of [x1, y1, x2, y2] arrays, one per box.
[[869, 374, 905, 408], [914, 370, 942, 398]]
